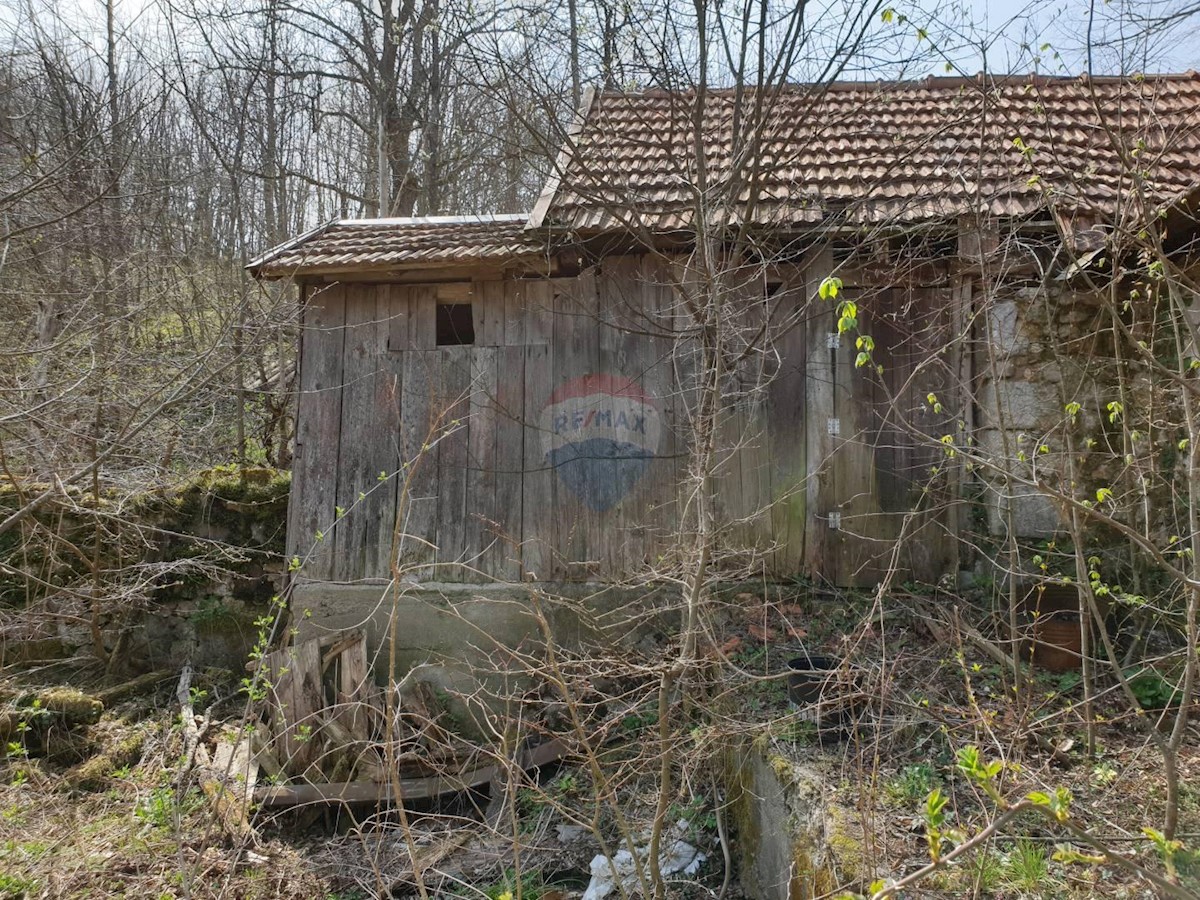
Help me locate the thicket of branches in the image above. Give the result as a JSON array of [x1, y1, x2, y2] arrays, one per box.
[[4, 0, 1200, 896]]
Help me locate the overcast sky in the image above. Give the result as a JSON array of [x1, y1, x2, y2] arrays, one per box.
[[950, 0, 1198, 75]]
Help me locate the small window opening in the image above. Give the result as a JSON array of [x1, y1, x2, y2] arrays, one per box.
[[436, 302, 475, 346]]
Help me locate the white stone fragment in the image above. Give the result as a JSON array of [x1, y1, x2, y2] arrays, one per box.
[[580, 820, 706, 900]]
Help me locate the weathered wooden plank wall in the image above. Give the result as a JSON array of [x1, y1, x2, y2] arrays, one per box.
[[288, 284, 346, 582], [288, 252, 958, 588]]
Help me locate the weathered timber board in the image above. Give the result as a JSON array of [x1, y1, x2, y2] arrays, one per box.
[[521, 342, 553, 580], [804, 252, 838, 583], [334, 285, 384, 581], [492, 344, 525, 580], [372, 284, 404, 576], [290, 284, 347, 581], [638, 254, 681, 568], [436, 347, 472, 578], [768, 276, 808, 573], [397, 345, 438, 576], [465, 346, 499, 582], [550, 268, 600, 579]]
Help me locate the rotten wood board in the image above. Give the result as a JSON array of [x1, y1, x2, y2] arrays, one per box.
[[288, 284, 347, 581], [491, 345, 525, 581], [436, 346, 472, 579], [334, 284, 385, 582], [252, 738, 566, 808]]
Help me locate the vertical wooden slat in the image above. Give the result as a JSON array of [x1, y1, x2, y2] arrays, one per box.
[[525, 278, 553, 346], [769, 278, 808, 574], [504, 280, 526, 346], [436, 346, 472, 578], [482, 279, 506, 347], [334, 285, 384, 582], [398, 350, 438, 578], [640, 254, 681, 570], [388, 282, 413, 351], [289, 284, 346, 582], [413, 286, 437, 350], [493, 344, 526, 581], [466, 346, 498, 581], [804, 250, 838, 583], [521, 343, 553, 580], [596, 258, 630, 576], [551, 268, 600, 579], [832, 286, 890, 587], [372, 285, 404, 578]]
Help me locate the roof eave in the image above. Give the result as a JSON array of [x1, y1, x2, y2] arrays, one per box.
[[246, 218, 340, 278]]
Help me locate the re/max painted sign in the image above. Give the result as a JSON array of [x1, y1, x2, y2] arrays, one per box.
[[539, 373, 663, 512], [550, 406, 650, 435]]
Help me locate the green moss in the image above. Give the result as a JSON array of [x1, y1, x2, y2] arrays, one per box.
[[65, 731, 145, 790], [825, 801, 867, 884], [27, 688, 103, 724], [790, 840, 838, 899]]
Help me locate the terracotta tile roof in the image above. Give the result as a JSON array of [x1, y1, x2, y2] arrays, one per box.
[[531, 73, 1200, 231], [248, 214, 540, 277]]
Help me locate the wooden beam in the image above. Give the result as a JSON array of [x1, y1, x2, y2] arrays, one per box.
[[251, 738, 566, 807]]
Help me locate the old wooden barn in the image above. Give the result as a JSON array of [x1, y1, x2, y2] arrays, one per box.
[[251, 74, 1200, 593]]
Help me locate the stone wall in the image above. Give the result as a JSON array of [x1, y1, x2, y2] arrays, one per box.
[[0, 467, 290, 673], [973, 285, 1109, 539]]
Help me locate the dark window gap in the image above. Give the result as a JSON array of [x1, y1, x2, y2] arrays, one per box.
[[436, 302, 475, 346]]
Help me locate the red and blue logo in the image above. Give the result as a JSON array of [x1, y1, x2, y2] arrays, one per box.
[[540, 373, 662, 512]]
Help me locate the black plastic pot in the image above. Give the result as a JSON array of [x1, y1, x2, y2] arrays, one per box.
[[786, 654, 861, 742], [786, 655, 842, 706]]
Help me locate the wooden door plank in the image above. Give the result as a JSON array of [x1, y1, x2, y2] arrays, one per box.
[[387, 281, 413, 351], [521, 343, 553, 580], [466, 346, 498, 581], [768, 277, 808, 574], [413, 286, 437, 350], [481, 279, 506, 348], [492, 345, 526, 581], [289, 284, 346, 583], [334, 285, 384, 582], [549, 269, 600, 579], [372, 285, 404, 579], [504, 280, 526, 347], [397, 350, 439, 578], [638, 254, 680, 571], [804, 251, 838, 584], [436, 346, 472, 579]]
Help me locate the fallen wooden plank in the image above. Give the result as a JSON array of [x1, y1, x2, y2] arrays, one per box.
[[252, 738, 566, 808], [95, 669, 175, 705]]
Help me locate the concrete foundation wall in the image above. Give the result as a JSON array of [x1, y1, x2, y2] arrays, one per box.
[[725, 743, 863, 900], [290, 580, 677, 733]]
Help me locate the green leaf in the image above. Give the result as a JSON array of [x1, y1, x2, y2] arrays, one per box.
[[880, 7, 894, 23], [818, 275, 842, 301], [1095, 487, 1113, 503], [924, 787, 949, 826], [1053, 844, 1106, 865]]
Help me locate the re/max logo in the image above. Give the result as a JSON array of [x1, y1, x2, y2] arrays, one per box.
[[551, 407, 648, 434]]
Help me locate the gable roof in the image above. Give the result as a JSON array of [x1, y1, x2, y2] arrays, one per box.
[[529, 73, 1200, 232], [247, 214, 540, 278]]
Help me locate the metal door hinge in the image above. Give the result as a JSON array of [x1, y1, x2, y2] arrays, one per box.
[[827, 417, 841, 437], [828, 512, 842, 530], [826, 332, 841, 349]]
